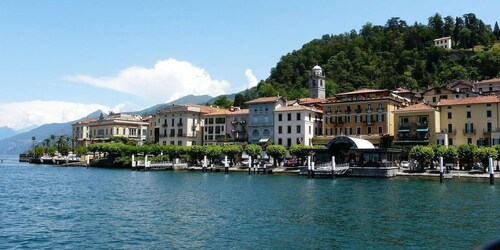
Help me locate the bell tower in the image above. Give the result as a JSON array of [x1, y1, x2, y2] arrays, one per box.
[[309, 65, 326, 99]]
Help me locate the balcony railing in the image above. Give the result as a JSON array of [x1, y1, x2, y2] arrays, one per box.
[[169, 133, 175, 137], [377, 108, 384, 112], [355, 109, 362, 113], [463, 129, 476, 135], [396, 134, 429, 141], [162, 124, 168, 127], [439, 128, 456, 135], [177, 122, 183, 127]]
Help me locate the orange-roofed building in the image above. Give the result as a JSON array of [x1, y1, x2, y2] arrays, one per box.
[[436, 95, 500, 146], [321, 88, 411, 146]]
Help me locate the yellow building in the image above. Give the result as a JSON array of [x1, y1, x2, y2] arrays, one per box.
[[72, 118, 97, 146], [436, 95, 500, 146], [392, 103, 440, 146], [321, 89, 411, 146], [87, 113, 148, 144]]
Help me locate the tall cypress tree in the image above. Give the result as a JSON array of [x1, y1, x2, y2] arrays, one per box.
[[494, 21, 500, 40]]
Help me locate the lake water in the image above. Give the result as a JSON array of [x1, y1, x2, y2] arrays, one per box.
[[1, 157, 499, 249]]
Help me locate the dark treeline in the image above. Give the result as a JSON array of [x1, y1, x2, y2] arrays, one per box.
[[232, 13, 500, 108]]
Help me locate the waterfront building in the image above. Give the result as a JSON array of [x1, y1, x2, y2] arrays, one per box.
[[226, 107, 249, 145], [436, 95, 500, 146], [433, 36, 452, 49], [246, 96, 287, 144], [392, 103, 439, 147], [149, 104, 220, 146], [87, 113, 148, 144], [321, 88, 411, 146], [202, 109, 230, 146], [273, 104, 323, 148], [72, 118, 97, 146]]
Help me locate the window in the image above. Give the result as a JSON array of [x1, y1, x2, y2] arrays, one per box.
[[487, 110, 492, 118], [287, 113, 291, 121], [466, 111, 471, 118], [278, 126, 282, 134], [448, 112, 452, 119], [287, 126, 291, 133], [357, 127, 361, 135], [467, 138, 472, 144], [296, 113, 301, 120], [252, 130, 259, 137], [378, 126, 383, 134], [296, 125, 301, 133], [309, 126, 311, 134], [287, 138, 291, 147], [278, 114, 282, 121], [178, 141, 182, 146], [433, 97, 436, 103], [448, 138, 453, 146], [263, 129, 270, 137], [278, 138, 282, 145], [448, 124, 453, 132], [367, 127, 372, 134]]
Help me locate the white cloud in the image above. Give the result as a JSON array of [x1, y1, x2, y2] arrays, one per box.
[[64, 58, 231, 103], [244, 69, 258, 89], [0, 100, 119, 131]]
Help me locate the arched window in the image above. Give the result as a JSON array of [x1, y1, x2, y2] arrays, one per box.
[[312, 80, 316, 87], [263, 129, 270, 137], [252, 129, 259, 137], [356, 105, 361, 113], [378, 103, 383, 111]]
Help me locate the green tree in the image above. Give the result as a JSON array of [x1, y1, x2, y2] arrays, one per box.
[[428, 13, 444, 37], [494, 21, 500, 40], [443, 146, 458, 164], [34, 145, 45, 157], [233, 93, 246, 108], [430, 144, 446, 168], [457, 144, 478, 169], [205, 145, 222, 164], [222, 144, 242, 166], [212, 95, 233, 109], [187, 145, 207, 164], [244, 144, 262, 167], [409, 145, 434, 170], [475, 147, 497, 172], [265, 145, 287, 167]]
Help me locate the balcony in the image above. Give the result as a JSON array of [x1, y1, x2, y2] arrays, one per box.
[[394, 134, 430, 145], [169, 133, 175, 137], [365, 120, 373, 125], [177, 122, 183, 127], [345, 109, 351, 114], [398, 122, 410, 128], [462, 128, 476, 135], [162, 124, 168, 128], [355, 109, 362, 113], [366, 109, 373, 113], [377, 108, 384, 112], [438, 128, 456, 135]]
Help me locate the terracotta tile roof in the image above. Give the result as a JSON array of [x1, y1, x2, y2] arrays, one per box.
[[477, 78, 500, 84], [393, 103, 435, 113], [336, 88, 390, 96], [275, 105, 323, 113], [437, 95, 500, 106], [202, 109, 231, 116], [297, 98, 325, 104], [75, 118, 98, 124], [245, 96, 283, 104]]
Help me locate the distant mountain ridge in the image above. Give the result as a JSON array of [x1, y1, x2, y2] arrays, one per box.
[[0, 110, 105, 155], [131, 94, 213, 116], [0, 95, 215, 155], [0, 126, 16, 140]]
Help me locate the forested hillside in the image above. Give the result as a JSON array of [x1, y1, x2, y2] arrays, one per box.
[[232, 13, 500, 107]]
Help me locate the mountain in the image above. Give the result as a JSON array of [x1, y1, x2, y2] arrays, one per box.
[[0, 110, 105, 155], [132, 94, 213, 116], [207, 93, 237, 105], [0, 127, 16, 140]]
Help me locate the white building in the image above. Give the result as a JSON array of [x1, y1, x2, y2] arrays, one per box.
[[273, 104, 323, 148], [434, 37, 452, 50], [148, 104, 221, 146]]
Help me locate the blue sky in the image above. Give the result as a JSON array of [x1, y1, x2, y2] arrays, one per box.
[[0, 0, 499, 130]]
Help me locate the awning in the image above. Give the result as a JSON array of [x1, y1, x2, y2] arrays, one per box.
[[258, 138, 270, 143], [398, 129, 409, 132], [416, 128, 429, 132]]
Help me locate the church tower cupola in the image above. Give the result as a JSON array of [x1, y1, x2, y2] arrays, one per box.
[[309, 65, 326, 99]]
